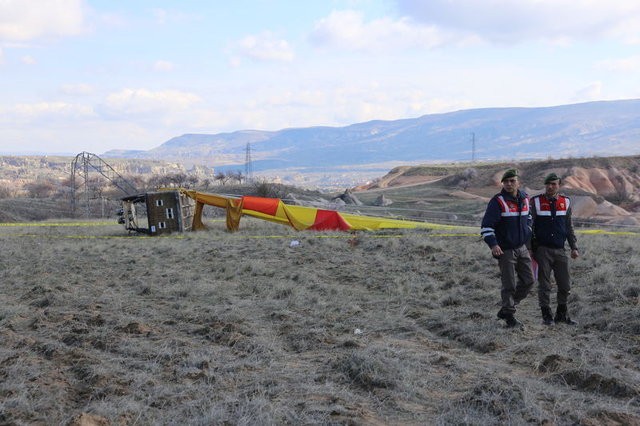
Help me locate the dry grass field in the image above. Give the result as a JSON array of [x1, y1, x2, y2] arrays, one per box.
[[1, 218, 639, 425]]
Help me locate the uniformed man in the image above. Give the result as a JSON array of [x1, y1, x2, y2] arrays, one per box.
[[481, 169, 535, 328], [530, 173, 579, 326]]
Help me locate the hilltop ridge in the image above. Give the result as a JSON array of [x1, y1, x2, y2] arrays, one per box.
[[103, 100, 640, 181]]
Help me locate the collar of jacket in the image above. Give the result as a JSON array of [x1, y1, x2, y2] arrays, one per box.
[[500, 188, 525, 201]]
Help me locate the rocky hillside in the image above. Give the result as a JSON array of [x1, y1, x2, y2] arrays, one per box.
[[0, 155, 214, 197], [356, 155, 640, 226]]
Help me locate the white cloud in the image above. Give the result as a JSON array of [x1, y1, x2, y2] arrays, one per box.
[[608, 16, 640, 44], [573, 82, 603, 102], [395, 0, 640, 44], [208, 83, 475, 133], [101, 88, 201, 118], [153, 8, 168, 25], [21, 55, 36, 65], [597, 55, 640, 72], [264, 90, 328, 107], [98, 12, 127, 28], [60, 83, 94, 96], [228, 56, 242, 68], [232, 31, 295, 63], [0, 0, 86, 42], [326, 86, 473, 123], [309, 10, 478, 51], [153, 60, 175, 72], [151, 8, 199, 26], [3, 102, 94, 122]]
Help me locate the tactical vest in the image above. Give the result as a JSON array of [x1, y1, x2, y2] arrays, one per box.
[[497, 195, 530, 217], [532, 195, 571, 248]]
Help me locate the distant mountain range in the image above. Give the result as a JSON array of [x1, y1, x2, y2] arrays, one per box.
[[104, 99, 640, 175]]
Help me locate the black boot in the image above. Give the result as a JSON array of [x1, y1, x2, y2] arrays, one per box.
[[497, 308, 523, 328], [554, 304, 578, 325], [505, 314, 524, 329], [496, 308, 508, 320], [541, 306, 554, 326]]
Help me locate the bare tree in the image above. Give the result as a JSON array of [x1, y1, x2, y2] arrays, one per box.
[[147, 174, 173, 189], [215, 171, 230, 186], [229, 170, 244, 184], [185, 175, 199, 188], [0, 186, 14, 198], [147, 174, 162, 189], [87, 176, 107, 199], [168, 173, 187, 187], [122, 175, 147, 193], [25, 179, 55, 198]]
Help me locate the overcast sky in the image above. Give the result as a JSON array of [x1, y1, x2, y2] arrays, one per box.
[[1, 0, 639, 155]]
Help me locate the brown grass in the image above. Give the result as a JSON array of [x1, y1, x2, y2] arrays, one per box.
[[1, 219, 639, 424]]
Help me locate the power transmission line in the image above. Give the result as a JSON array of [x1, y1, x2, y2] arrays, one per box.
[[70, 151, 140, 217], [471, 132, 476, 162], [245, 143, 253, 183]]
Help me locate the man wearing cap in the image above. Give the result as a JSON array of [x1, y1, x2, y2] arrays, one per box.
[[530, 173, 579, 326], [481, 169, 535, 328]]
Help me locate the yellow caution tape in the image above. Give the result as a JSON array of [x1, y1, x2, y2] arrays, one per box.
[[0, 232, 485, 240], [576, 229, 639, 236], [0, 233, 185, 239], [0, 221, 636, 238], [0, 222, 115, 227]]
